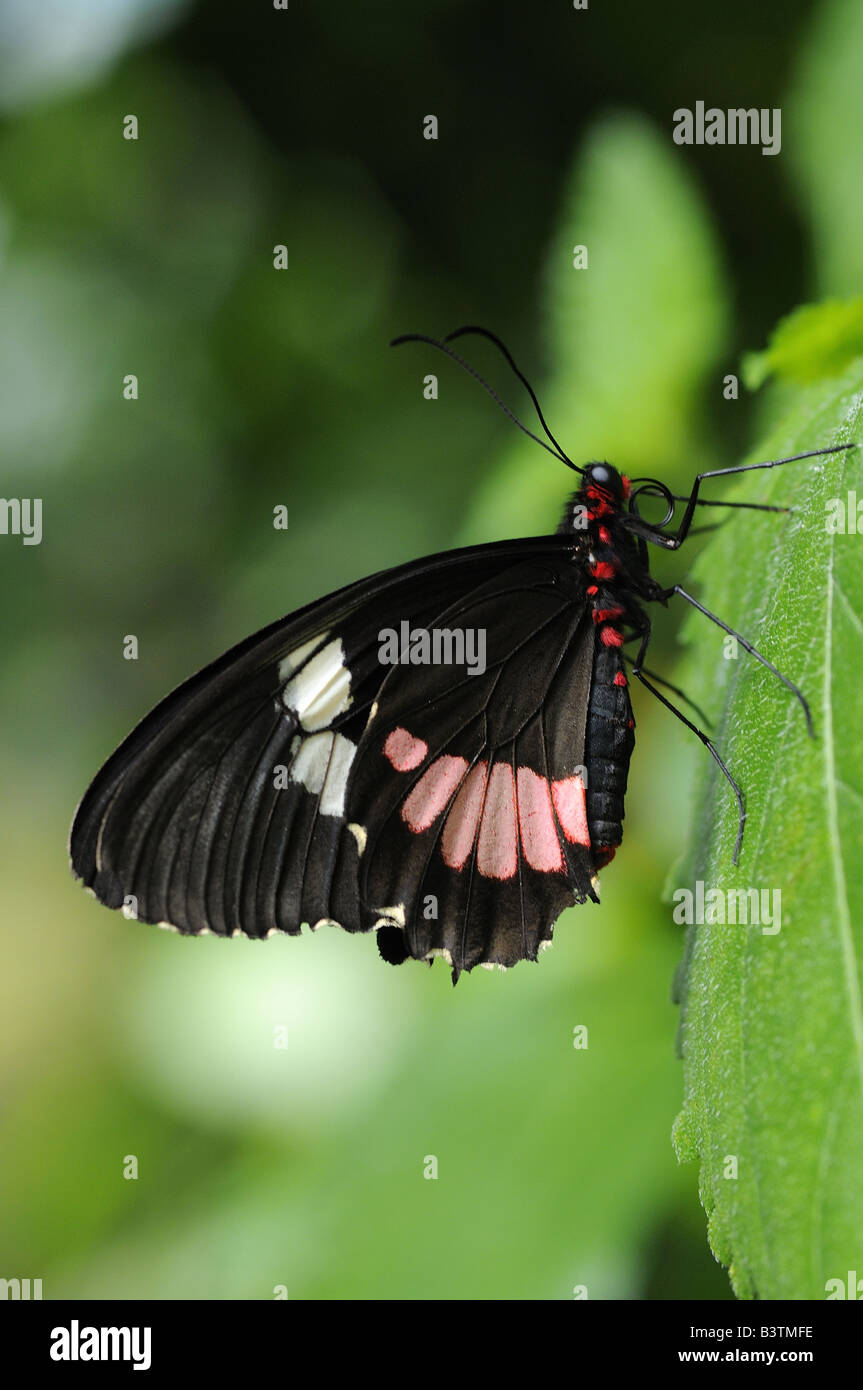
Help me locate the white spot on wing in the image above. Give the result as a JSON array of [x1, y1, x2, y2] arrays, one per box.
[[282, 637, 351, 731], [347, 822, 367, 856], [375, 903, 406, 928], [319, 733, 356, 816], [291, 732, 333, 795], [425, 946, 453, 965], [289, 730, 357, 817], [277, 632, 329, 683]]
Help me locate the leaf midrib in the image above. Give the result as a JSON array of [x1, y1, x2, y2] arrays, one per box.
[[822, 516, 863, 1092]]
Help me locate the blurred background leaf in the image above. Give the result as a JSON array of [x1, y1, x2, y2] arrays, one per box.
[[743, 298, 863, 388], [459, 111, 727, 543], [788, 0, 863, 298]]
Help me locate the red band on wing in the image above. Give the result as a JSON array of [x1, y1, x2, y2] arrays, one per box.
[[552, 774, 590, 846], [402, 755, 468, 832], [384, 727, 429, 771], [391, 730, 593, 873], [441, 762, 488, 869], [477, 763, 518, 880], [517, 768, 565, 872]]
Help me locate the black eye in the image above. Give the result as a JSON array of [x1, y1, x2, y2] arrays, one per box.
[[586, 463, 622, 496]]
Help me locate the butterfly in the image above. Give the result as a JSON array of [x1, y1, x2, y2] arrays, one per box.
[[69, 326, 853, 980]]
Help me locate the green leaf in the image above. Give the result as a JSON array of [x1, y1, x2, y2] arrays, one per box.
[[673, 353, 863, 1299], [742, 298, 863, 389], [459, 110, 727, 543], [787, 0, 863, 296]]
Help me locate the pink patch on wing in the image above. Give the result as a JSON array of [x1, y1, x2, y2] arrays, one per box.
[[552, 774, 590, 847], [477, 764, 518, 879], [402, 755, 468, 833], [517, 768, 565, 872], [384, 726, 428, 772], [441, 762, 488, 869]]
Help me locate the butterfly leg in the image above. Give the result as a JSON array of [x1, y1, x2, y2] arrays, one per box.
[[663, 444, 855, 549], [657, 585, 814, 736], [620, 646, 712, 727], [628, 618, 747, 863]]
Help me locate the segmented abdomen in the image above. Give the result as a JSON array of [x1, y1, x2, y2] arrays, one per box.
[[585, 638, 635, 867]]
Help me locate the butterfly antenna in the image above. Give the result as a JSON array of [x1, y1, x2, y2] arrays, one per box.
[[443, 325, 575, 467], [390, 331, 583, 474]]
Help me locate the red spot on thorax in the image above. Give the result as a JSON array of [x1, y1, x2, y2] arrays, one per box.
[[591, 560, 616, 580], [598, 525, 611, 545]]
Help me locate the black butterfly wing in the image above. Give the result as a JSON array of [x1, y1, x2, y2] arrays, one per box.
[[346, 557, 598, 977], [70, 536, 584, 954]]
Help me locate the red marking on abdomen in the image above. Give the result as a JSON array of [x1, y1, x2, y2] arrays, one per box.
[[384, 727, 428, 772], [441, 761, 488, 869], [477, 764, 518, 879], [613, 670, 627, 687], [402, 755, 467, 832], [601, 627, 623, 648], [552, 775, 590, 847], [517, 768, 564, 872], [591, 561, 615, 580], [592, 606, 624, 625], [598, 524, 611, 543], [593, 846, 617, 868]]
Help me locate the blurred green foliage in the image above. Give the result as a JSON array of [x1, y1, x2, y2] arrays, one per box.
[[0, 0, 859, 1301], [743, 298, 863, 387]]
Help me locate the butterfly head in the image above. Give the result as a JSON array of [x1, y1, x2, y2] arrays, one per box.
[[579, 461, 631, 515], [582, 463, 679, 538]]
